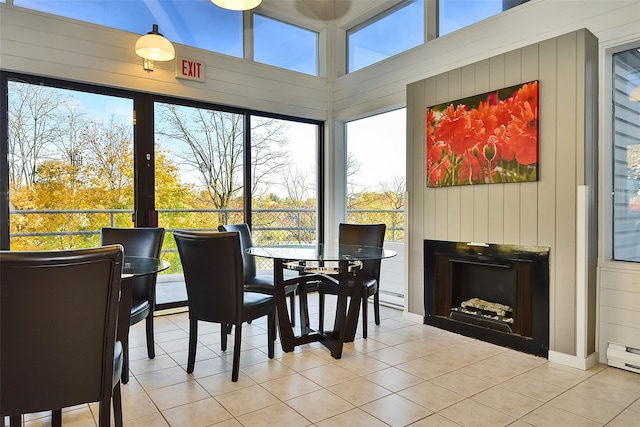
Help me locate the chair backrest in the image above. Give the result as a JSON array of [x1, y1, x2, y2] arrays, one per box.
[[100, 227, 165, 302], [338, 223, 386, 280], [218, 223, 257, 279], [174, 230, 244, 324], [0, 246, 123, 416]]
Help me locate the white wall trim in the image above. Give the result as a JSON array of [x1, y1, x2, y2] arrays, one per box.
[[576, 185, 589, 358], [548, 350, 600, 370]]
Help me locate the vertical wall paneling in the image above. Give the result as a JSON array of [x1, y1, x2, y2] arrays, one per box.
[[584, 31, 598, 356], [537, 37, 558, 349], [503, 50, 523, 244], [521, 45, 541, 246], [554, 31, 579, 355], [407, 79, 426, 315], [408, 29, 598, 358]]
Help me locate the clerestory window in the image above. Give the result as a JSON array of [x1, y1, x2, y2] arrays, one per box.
[[439, 0, 530, 37], [347, 0, 424, 73], [253, 14, 319, 76]]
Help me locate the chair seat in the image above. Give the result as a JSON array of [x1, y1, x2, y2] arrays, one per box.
[[130, 300, 151, 325], [243, 291, 277, 320], [319, 276, 378, 294], [246, 274, 298, 295]]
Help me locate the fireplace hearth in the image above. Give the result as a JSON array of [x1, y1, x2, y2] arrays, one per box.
[[424, 240, 549, 357]]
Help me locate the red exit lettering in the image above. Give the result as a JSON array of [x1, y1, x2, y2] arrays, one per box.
[[181, 59, 202, 79]]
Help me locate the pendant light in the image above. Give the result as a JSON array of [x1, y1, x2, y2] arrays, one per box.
[[211, 0, 262, 11], [135, 24, 175, 71]]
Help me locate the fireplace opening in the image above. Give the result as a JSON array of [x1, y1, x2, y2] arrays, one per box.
[[425, 240, 549, 357]]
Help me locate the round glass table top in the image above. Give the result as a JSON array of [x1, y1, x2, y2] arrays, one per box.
[[122, 256, 170, 278], [245, 244, 397, 262]]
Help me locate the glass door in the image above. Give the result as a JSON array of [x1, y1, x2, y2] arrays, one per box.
[[154, 101, 245, 307], [249, 116, 320, 271]]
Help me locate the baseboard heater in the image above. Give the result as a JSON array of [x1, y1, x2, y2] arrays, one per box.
[[607, 342, 640, 374]]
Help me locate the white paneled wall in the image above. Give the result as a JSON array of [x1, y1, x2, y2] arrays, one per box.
[[0, 5, 330, 121]]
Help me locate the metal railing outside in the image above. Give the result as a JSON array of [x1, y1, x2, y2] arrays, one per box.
[[9, 208, 404, 269]]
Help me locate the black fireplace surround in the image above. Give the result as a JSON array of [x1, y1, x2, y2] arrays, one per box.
[[424, 240, 550, 357]]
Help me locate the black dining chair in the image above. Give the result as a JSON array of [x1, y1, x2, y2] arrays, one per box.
[[174, 230, 276, 382], [218, 223, 300, 326], [318, 223, 386, 338], [0, 246, 124, 427], [100, 227, 165, 383]]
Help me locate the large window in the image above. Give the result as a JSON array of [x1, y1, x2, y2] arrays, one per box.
[[347, 0, 424, 73], [253, 14, 318, 75], [1, 73, 324, 308], [613, 47, 640, 262]]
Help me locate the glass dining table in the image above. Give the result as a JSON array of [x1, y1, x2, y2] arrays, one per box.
[[246, 244, 397, 359]]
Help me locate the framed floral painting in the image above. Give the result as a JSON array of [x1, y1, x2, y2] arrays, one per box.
[[426, 80, 539, 187]]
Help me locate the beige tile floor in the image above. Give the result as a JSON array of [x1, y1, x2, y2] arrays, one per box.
[[11, 297, 640, 426]]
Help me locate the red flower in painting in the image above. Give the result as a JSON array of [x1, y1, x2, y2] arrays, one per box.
[[512, 81, 538, 112], [435, 104, 473, 155], [458, 150, 481, 183], [425, 81, 538, 187], [506, 89, 538, 165]]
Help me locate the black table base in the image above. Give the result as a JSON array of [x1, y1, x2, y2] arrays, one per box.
[[273, 258, 363, 359]]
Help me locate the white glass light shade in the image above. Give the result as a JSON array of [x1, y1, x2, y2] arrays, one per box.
[[211, 0, 261, 11], [630, 85, 640, 102], [135, 27, 175, 62]]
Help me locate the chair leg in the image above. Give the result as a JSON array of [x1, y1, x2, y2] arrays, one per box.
[[145, 313, 155, 359], [98, 396, 111, 427], [112, 382, 123, 427], [318, 291, 325, 333], [187, 318, 198, 373], [51, 410, 62, 427], [221, 324, 229, 352], [362, 292, 368, 339], [9, 415, 21, 427], [267, 312, 275, 358], [374, 290, 381, 325], [232, 323, 242, 381], [120, 335, 129, 384]]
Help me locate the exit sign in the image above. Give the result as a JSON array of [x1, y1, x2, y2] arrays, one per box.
[[176, 57, 205, 82]]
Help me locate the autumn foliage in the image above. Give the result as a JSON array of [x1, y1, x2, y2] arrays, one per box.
[[426, 81, 539, 187]]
